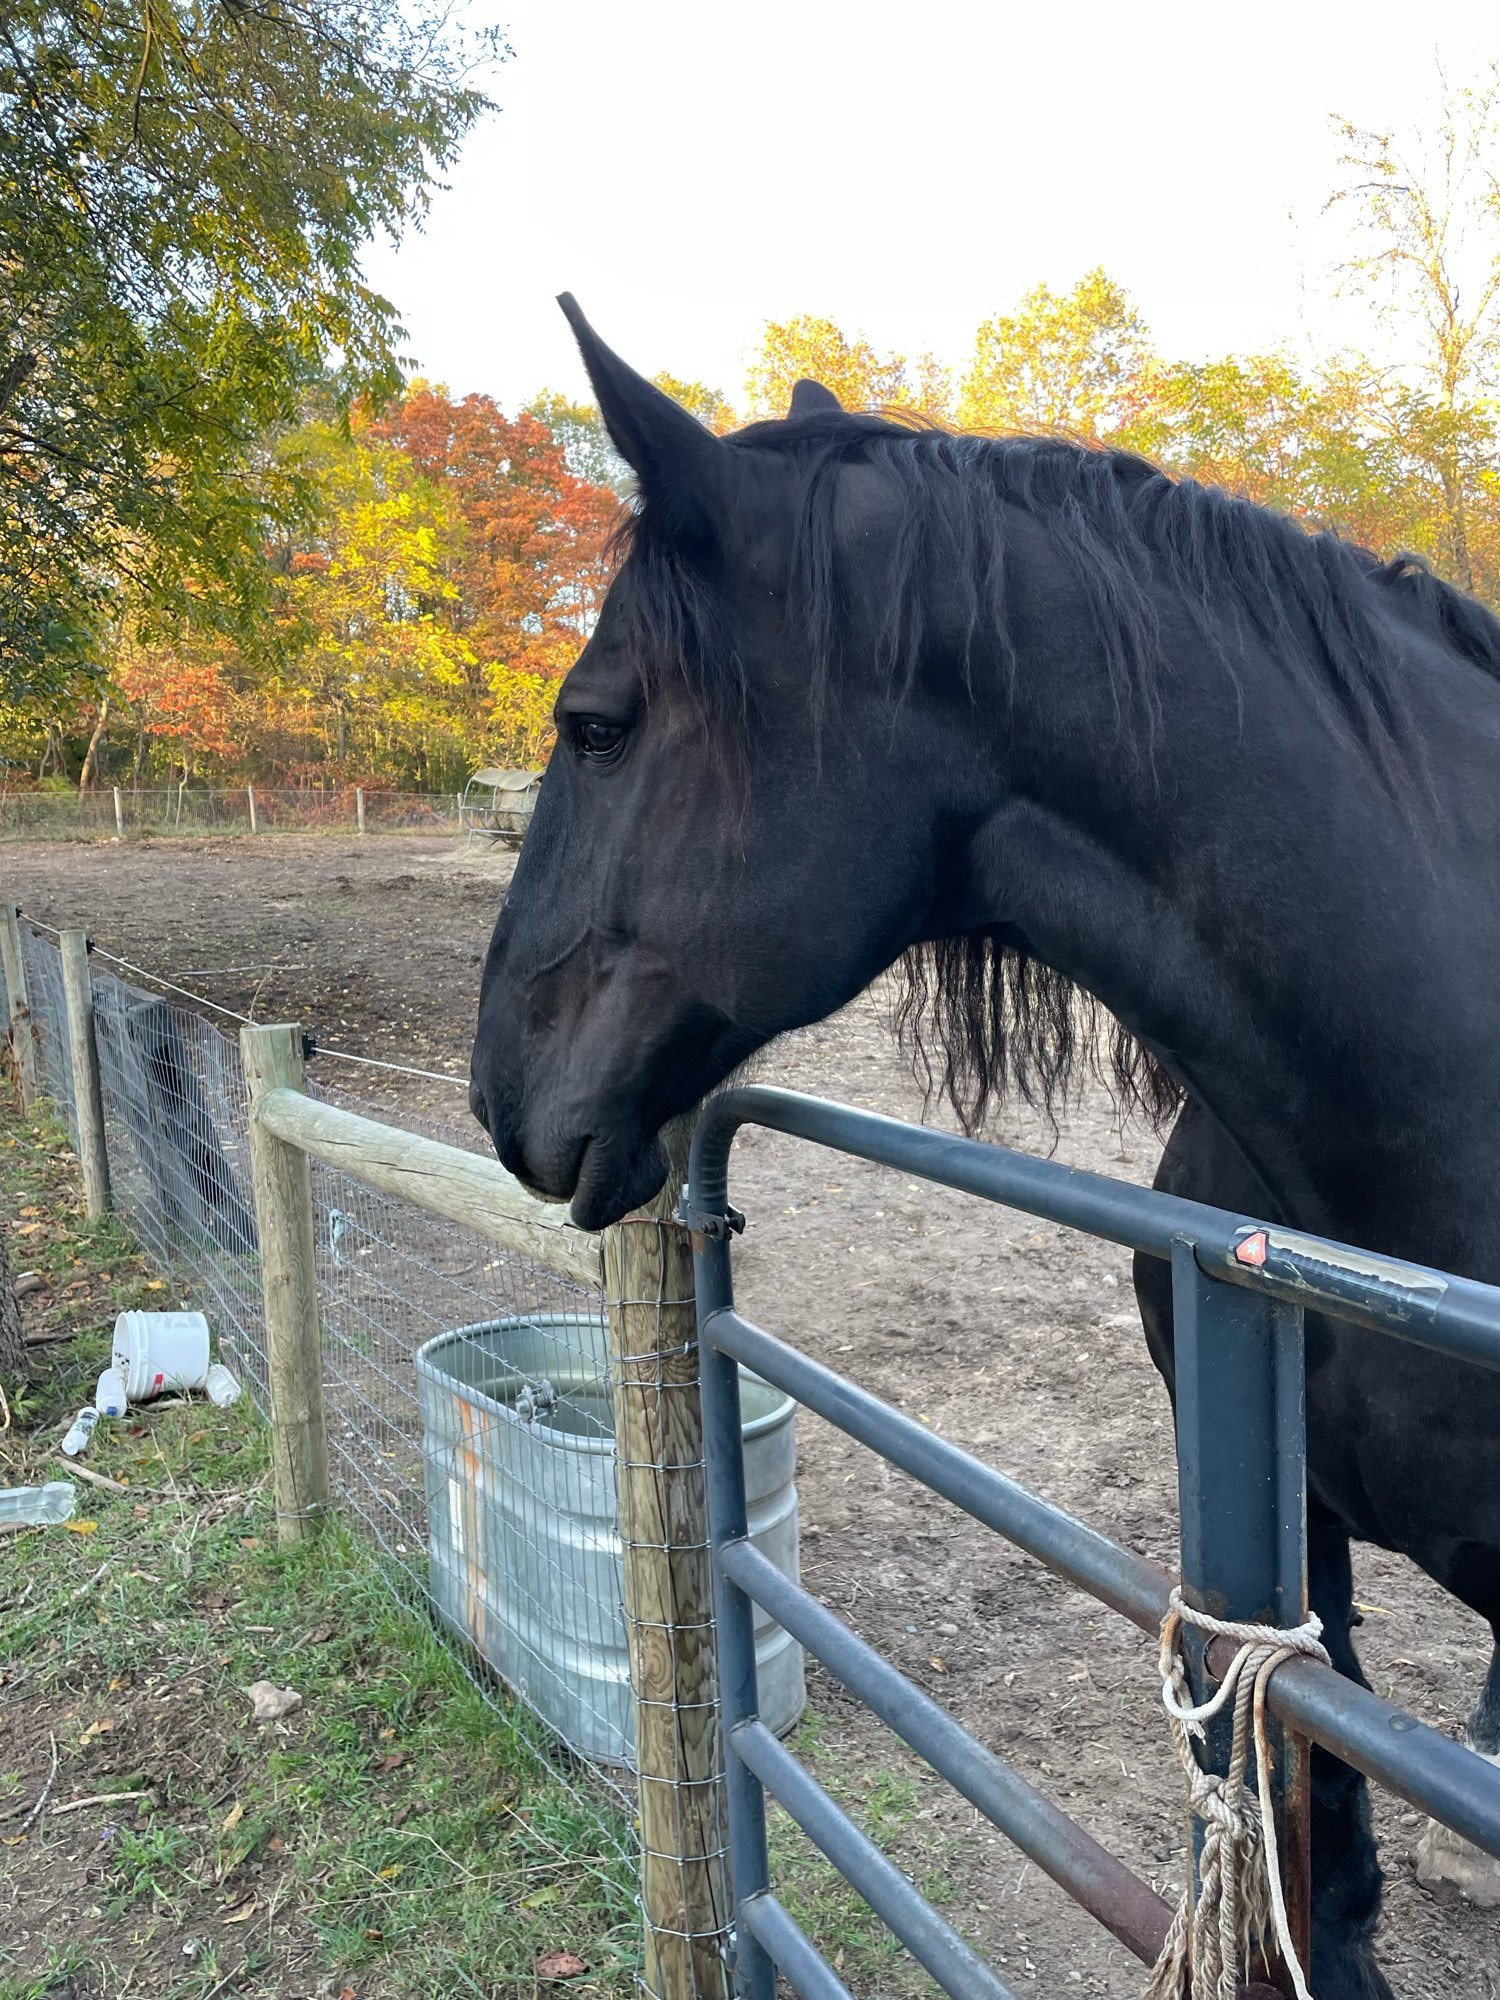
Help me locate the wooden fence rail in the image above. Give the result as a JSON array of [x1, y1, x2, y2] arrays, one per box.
[[251, 1082, 600, 1289], [242, 1026, 727, 1999]]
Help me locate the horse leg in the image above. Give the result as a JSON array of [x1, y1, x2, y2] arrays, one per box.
[[1305, 1518, 1393, 2000], [1414, 1632, 1500, 1907]]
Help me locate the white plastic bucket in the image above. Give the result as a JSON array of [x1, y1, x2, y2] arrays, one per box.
[[112, 1310, 211, 1402]]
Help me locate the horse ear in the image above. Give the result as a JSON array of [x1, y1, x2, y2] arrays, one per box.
[[557, 294, 722, 517], [788, 378, 842, 418]]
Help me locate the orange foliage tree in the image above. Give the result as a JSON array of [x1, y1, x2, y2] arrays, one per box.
[[376, 385, 619, 674]]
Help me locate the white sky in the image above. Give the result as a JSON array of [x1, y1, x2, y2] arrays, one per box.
[[362, 0, 1497, 414]]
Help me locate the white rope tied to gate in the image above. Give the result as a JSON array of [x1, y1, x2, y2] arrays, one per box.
[[1143, 1588, 1331, 2000]]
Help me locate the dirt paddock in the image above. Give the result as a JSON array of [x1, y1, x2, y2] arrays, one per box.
[[5, 832, 1498, 1997]]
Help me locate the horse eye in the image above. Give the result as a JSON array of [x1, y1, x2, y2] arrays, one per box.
[[577, 719, 626, 762]]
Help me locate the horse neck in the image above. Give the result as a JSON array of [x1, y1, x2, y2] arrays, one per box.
[[958, 614, 1500, 1263]]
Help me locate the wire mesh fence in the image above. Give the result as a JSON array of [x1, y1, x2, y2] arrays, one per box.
[[4, 924, 663, 1943], [0, 786, 465, 840]]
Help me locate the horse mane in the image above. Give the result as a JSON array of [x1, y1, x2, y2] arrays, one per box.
[[609, 412, 1498, 1138], [1363, 551, 1500, 682]]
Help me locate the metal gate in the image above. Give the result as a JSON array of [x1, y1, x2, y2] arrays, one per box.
[[680, 1084, 1500, 2000]]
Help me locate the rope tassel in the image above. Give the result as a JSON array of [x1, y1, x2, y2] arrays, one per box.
[[1143, 1589, 1330, 2000]]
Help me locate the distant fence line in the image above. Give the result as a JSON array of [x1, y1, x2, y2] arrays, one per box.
[[0, 785, 466, 839]]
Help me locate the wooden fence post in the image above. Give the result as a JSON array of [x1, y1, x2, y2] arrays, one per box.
[[247, 785, 258, 835], [242, 1023, 329, 1544], [356, 787, 366, 836], [0, 904, 39, 1112], [112, 786, 125, 839], [603, 1183, 729, 2000], [59, 931, 111, 1219]]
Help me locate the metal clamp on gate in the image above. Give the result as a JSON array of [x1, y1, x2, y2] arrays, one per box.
[[674, 1187, 746, 1239]]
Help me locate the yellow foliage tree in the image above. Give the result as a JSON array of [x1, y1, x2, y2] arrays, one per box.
[[281, 421, 480, 783], [958, 269, 1153, 439], [1329, 66, 1500, 597], [745, 316, 950, 420]]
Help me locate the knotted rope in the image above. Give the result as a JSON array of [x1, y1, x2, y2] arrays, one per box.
[[1143, 1588, 1330, 2000]]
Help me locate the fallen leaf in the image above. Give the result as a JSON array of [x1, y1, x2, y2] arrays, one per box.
[[221, 1800, 245, 1832], [221, 1896, 258, 1924], [378, 1725, 396, 1740], [376, 1863, 402, 1880], [523, 1885, 559, 1909], [363, 1928, 384, 1942], [267, 1834, 285, 1853], [304, 1623, 336, 1645], [376, 1752, 405, 1773], [80, 1719, 114, 1743], [536, 1951, 589, 1980], [389, 1805, 412, 1828], [145, 1279, 167, 1291], [928, 1656, 947, 1673], [19, 1203, 40, 1217], [248, 1681, 302, 1722]]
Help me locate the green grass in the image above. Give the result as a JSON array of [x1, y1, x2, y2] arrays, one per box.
[[766, 1710, 956, 1998], [1, 1106, 638, 2000]]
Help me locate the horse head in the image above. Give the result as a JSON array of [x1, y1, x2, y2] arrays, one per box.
[[470, 298, 999, 1226]]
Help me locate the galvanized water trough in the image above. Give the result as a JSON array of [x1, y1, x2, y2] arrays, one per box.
[[416, 1312, 804, 1764]]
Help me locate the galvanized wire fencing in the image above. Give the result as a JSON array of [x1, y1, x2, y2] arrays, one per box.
[[2, 917, 732, 1981]]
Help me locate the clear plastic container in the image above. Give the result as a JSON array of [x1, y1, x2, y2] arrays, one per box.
[[0, 1481, 77, 1526], [205, 1364, 241, 1408], [60, 1407, 99, 1457]]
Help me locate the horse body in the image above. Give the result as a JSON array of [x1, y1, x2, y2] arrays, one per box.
[[470, 299, 1500, 1998]]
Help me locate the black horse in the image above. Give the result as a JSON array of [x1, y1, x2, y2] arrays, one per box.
[[471, 298, 1500, 1999]]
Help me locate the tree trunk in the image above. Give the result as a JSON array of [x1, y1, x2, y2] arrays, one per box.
[[1441, 469, 1474, 596], [0, 1224, 25, 1380], [79, 697, 111, 792]]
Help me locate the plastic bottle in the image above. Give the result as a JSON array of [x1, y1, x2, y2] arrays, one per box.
[[0, 1482, 78, 1526], [60, 1407, 100, 1457], [95, 1368, 130, 1418], [204, 1363, 241, 1408]]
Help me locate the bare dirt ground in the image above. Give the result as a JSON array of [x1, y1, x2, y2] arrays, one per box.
[[6, 832, 1498, 1998]]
